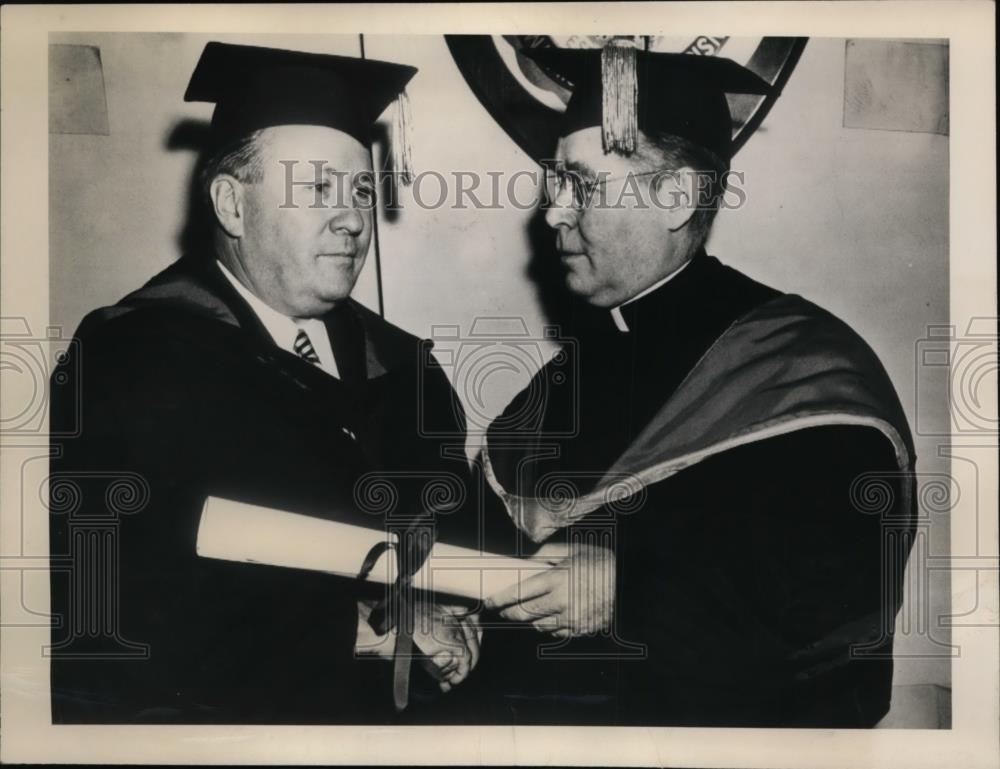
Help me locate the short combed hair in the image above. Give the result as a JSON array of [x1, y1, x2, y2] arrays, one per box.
[[640, 132, 730, 249], [197, 129, 269, 213]]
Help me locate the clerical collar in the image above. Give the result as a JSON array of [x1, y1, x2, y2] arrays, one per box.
[[216, 260, 340, 378], [610, 259, 693, 333]]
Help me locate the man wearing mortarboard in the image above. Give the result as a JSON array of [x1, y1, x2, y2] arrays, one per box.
[[48, 42, 479, 723], [479, 42, 917, 727]]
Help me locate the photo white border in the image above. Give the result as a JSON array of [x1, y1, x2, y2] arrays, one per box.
[[2, 3, 996, 766]]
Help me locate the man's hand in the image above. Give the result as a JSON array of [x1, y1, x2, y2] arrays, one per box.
[[355, 599, 481, 693], [413, 602, 482, 693], [484, 542, 616, 639]]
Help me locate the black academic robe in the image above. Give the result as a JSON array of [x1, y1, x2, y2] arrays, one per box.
[[49, 253, 469, 724], [476, 254, 915, 727]]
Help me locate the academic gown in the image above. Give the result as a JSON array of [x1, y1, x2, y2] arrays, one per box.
[[48, 253, 469, 724], [475, 253, 916, 727]]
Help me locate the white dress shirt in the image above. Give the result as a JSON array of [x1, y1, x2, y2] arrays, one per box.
[[610, 258, 693, 333], [217, 261, 341, 379]]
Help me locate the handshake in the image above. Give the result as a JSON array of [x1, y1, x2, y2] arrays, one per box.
[[197, 498, 617, 694], [356, 599, 483, 692], [356, 541, 617, 693]]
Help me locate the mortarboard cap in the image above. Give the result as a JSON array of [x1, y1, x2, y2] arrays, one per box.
[[525, 42, 771, 160], [185, 42, 417, 177]]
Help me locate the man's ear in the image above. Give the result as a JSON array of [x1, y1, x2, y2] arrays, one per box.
[[653, 166, 698, 232], [209, 174, 246, 239]]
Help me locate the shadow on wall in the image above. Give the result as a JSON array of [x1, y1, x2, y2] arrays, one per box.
[[165, 118, 214, 258]]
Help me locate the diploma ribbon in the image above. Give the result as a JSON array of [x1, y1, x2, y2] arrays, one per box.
[[358, 521, 436, 712]]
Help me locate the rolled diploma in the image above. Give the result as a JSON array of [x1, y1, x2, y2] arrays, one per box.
[[196, 496, 562, 603]]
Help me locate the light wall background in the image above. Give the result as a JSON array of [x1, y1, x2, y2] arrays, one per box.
[[50, 33, 951, 725]]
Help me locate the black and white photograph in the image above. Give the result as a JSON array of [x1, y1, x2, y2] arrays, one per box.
[[1, 3, 996, 767]]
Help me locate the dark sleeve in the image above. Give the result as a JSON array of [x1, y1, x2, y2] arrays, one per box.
[[614, 425, 908, 723]]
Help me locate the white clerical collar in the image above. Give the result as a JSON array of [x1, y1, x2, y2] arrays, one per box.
[[610, 259, 693, 333], [216, 260, 339, 378]]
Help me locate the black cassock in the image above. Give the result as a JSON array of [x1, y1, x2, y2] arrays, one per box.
[[49, 253, 470, 724], [471, 253, 916, 728]]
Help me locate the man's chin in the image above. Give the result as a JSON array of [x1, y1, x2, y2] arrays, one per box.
[[564, 272, 611, 307], [312, 269, 361, 301], [293, 284, 357, 317], [317, 287, 355, 306]]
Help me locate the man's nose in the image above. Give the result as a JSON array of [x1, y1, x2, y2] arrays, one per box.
[[544, 190, 578, 230], [330, 205, 364, 236]]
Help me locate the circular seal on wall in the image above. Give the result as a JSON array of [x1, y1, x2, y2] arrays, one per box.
[[445, 35, 807, 161]]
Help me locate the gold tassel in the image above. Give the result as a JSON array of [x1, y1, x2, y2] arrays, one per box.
[[601, 39, 638, 155], [392, 88, 414, 186]]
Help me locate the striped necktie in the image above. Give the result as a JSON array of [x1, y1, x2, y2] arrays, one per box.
[[293, 328, 321, 365]]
